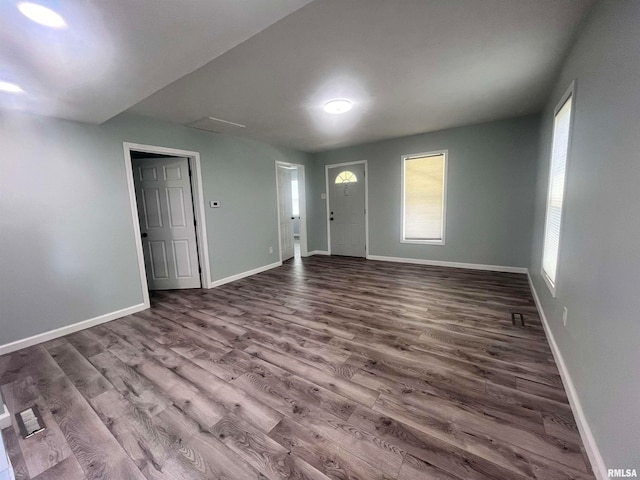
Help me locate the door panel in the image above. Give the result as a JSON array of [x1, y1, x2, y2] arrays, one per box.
[[148, 241, 169, 279], [172, 240, 193, 278], [142, 188, 163, 228], [278, 166, 295, 261], [328, 164, 366, 257], [167, 188, 187, 227], [133, 156, 201, 290]]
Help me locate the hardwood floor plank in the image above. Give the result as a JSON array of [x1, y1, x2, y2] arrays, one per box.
[[349, 366, 546, 435], [150, 406, 271, 479], [32, 360, 147, 480], [268, 417, 391, 480], [0, 256, 596, 479], [244, 343, 379, 407], [1, 426, 30, 480], [211, 414, 330, 480], [348, 404, 532, 480], [516, 376, 569, 403], [398, 454, 460, 480], [114, 317, 284, 432], [46, 342, 112, 399], [88, 351, 171, 418], [1, 376, 73, 478], [30, 456, 85, 480]]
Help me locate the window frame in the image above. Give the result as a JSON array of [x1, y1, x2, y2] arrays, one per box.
[[541, 82, 576, 297], [401, 149, 448, 245]]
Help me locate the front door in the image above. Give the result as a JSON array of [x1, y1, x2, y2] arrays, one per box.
[[278, 166, 295, 261], [132, 156, 201, 290], [328, 164, 366, 257]]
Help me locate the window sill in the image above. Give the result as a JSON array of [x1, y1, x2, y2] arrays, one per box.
[[401, 239, 445, 246]]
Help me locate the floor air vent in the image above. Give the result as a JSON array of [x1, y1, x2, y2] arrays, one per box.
[[16, 406, 45, 439], [511, 312, 525, 327]]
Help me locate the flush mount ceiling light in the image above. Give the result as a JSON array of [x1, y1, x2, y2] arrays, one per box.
[[18, 2, 67, 28], [0, 81, 25, 94], [323, 99, 352, 114]]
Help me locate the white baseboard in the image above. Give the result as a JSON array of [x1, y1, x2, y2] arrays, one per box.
[[307, 250, 330, 256], [0, 302, 148, 357], [527, 273, 606, 480], [208, 261, 282, 288], [0, 406, 10, 429], [366, 254, 528, 274]]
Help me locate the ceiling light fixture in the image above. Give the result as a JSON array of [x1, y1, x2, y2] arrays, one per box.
[[0, 81, 25, 94], [323, 99, 352, 114], [18, 2, 67, 28]]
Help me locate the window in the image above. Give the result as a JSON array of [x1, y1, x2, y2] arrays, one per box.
[[291, 179, 300, 216], [335, 171, 358, 184], [402, 151, 447, 244], [542, 85, 574, 295]]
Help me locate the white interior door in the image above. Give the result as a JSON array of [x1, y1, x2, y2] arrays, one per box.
[[132, 156, 201, 290], [328, 164, 366, 257], [278, 166, 295, 261]]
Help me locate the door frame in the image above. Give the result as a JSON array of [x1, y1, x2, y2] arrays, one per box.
[[325, 160, 369, 257], [123, 142, 212, 301], [275, 161, 308, 261]]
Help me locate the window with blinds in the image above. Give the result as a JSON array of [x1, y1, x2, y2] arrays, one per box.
[[402, 151, 447, 244], [542, 89, 573, 294]]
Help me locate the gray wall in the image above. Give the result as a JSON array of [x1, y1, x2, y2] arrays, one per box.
[[528, 0, 640, 471], [0, 112, 311, 345], [310, 116, 540, 267]]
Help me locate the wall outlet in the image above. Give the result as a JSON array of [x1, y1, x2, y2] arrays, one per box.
[[562, 307, 568, 326], [269, 246, 273, 254], [209, 200, 221, 208]]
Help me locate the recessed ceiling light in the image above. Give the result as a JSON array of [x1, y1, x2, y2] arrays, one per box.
[[18, 2, 66, 28], [0, 81, 25, 94], [323, 99, 352, 114]]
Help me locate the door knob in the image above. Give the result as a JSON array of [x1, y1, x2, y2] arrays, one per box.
[[141, 233, 148, 238]]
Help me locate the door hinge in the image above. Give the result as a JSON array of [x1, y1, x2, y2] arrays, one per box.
[[199, 266, 202, 273], [188, 166, 193, 177], [194, 219, 197, 227]]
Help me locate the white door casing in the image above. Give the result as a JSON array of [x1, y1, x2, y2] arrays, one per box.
[[278, 166, 295, 261], [328, 163, 366, 257], [132, 157, 201, 290]]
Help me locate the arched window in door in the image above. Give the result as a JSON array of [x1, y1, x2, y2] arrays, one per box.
[[334, 171, 358, 184]]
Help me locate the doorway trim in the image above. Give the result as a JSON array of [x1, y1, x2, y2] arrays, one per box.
[[325, 160, 369, 257], [123, 142, 212, 301], [275, 161, 308, 261]]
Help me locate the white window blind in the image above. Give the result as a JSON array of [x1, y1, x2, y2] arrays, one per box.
[[542, 94, 573, 290], [402, 152, 446, 242]]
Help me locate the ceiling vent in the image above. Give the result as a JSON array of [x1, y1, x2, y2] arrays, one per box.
[[186, 116, 246, 135]]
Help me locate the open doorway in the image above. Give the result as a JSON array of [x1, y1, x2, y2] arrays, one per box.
[[123, 143, 211, 298], [275, 161, 308, 263]]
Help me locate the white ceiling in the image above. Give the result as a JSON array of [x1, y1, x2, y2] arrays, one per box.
[[0, 0, 312, 123], [1, 0, 594, 151], [129, 0, 594, 152]]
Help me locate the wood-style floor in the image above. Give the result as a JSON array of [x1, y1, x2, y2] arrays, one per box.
[[0, 256, 595, 480]]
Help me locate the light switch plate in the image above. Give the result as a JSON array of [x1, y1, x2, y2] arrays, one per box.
[[209, 201, 221, 208], [321, 193, 326, 200]]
